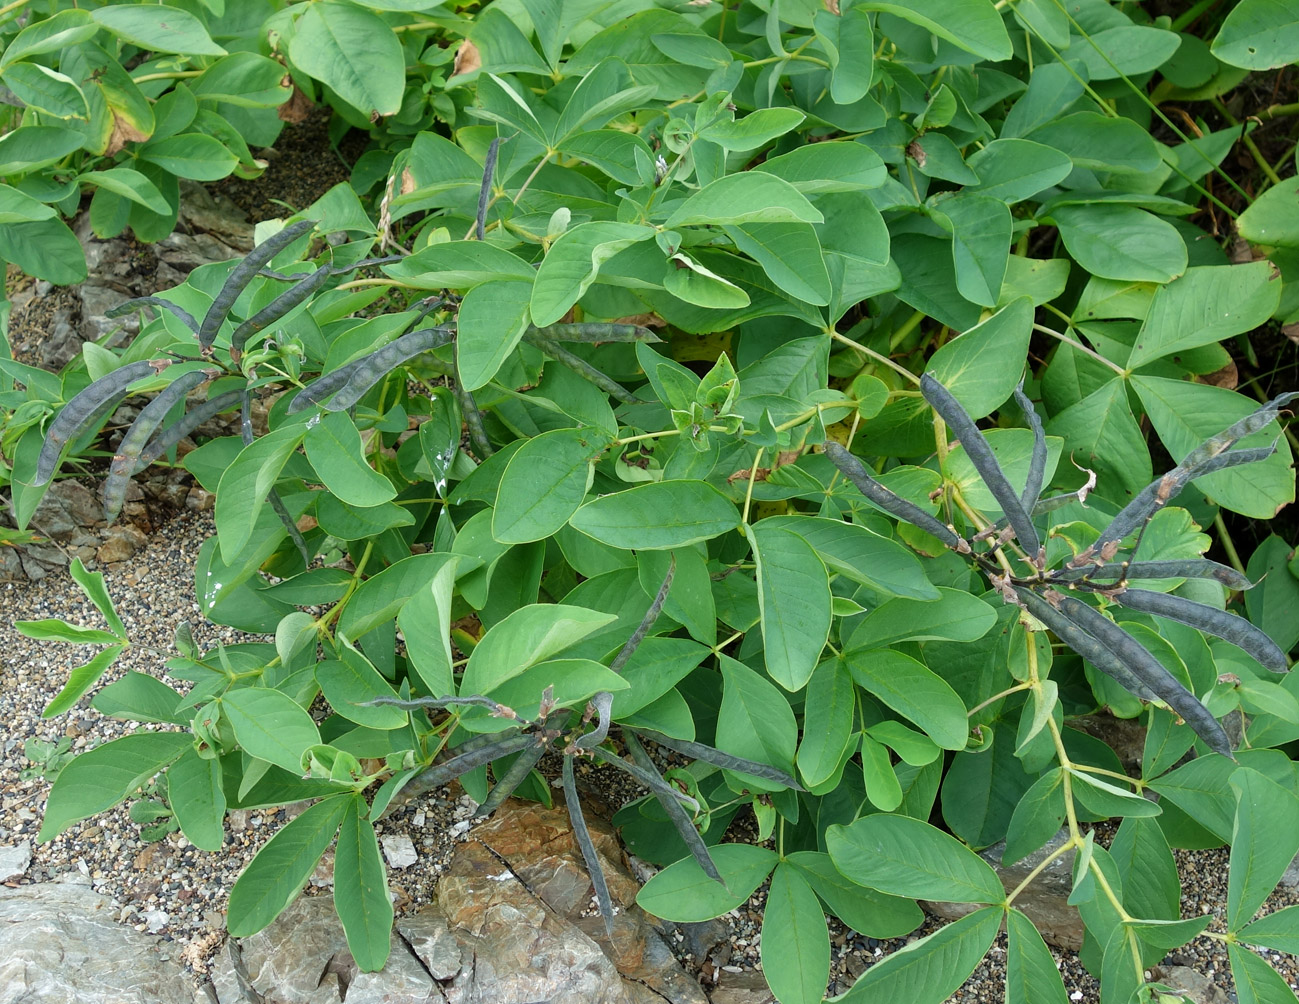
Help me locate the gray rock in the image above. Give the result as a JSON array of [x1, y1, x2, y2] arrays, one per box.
[[0, 844, 30, 883], [381, 834, 418, 869], [708, 970, 776, 1004], [0, 881, 202, 1003], [30, 481, 103, 541], [925, 829, 1081, 950], [1149, 965, 1232, 1004], [396, 913, 463, 980]]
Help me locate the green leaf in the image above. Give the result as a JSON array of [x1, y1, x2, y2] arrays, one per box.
[[569, 480, 740, 550], [1, 63, 88, 120], [0, 126, 81, 177], [1069, 25, 1182, 80], [1028, 112, 1162, 174], [1236, 179, 1299, 249], [168, 747, 226, 852], [1212, 0, 1299, 69], [861, 732, 904, 811], [91, 5, 225, 55], [723, 223, 832, 307], [222, 687, 322, 774], [383, 242, 535, 290], [699, 107, 807, 153], [289, 1, 403, 117], [461, 603, 618, 696], [0, 215, 86, 285], [762, 515, 938, 600], [1, 10, 98, 67], [457, 279, 534, 391], [756, 143, 887, 193], [762, 863, 830, 1004], [856, 0, 1011, 60], [334, 797, 392, 972], [925, 298, 1033, 419], [663, 253, 751, 309], [1070, 770, 1161, 818], [1051, 205, 1187, 284], [493, 428, 602, 544], [1239, 904, 1299, 954], [215, 425, 308, 563], [845, 649, 970, 751], [665, 173, 823, 228], [838, 906, 1004, 1002], [797, 659, 856, 788], [531, 222, 656, 326], [137, 134, 239, 182], [1229, 768, 1299, 933], [612, 637, 709, 718], [1003, 769, 1066, 866], [1246, 535, 1299, 653], [746, 522, 832, 691], [1229, 943, 1299, 1004], [1128, 263, 1282, 368], [76, 169, 170, 215], [637, 547, 716, 646], [39, 731, 191, 841], [849, 588, 997, 649], [934, 194, 1012, 308], [965, 140, 1073, 205], [827, 814, 1003, 903], [337, 553, 462, 643], [42, 646, 124, 719], [227, 796, 349, 936], [715, 655, 798, 792], [92, 671, 188, 725], [785, 850, 924, 938], [304, 411, 397, 508], [398, 562, 458, 698], [317, 649, 406, 730], [1111, 816, 1180, 922], [1132, 377, 1294, 519], [476, 658, 629, 725], [636, 843, 778, 922], [1006, 907, 1068, 1004], [16, 619, 121, 646], [0, 183, 56, 225], [813, 6, 874, 104], [1045, 378, 1152, 502]]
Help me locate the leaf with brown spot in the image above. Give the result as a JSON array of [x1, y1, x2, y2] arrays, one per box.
[[453, 39, 481, 77], [105, 113, 150, 156], [278, 85, 313, 124]]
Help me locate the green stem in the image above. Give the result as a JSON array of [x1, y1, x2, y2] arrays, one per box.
[[1033, 322, 1127, 378], [132, 69, 204, 84], [1214, 512, 1247, 575], [831, 331, 921, 386], [1211, 98, 1284, 188], [1261, 101, 1299, 121], [967, 682, 1032, 718]]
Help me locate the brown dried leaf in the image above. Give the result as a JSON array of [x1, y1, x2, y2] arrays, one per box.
[[278, 84, 314, 124], [1201, 360, 1238, 389], [612, 312, 668, 329], [105, 113, 150, 156], [1284, 321, 1299, 345], [823, 0, 841, 12], [453, 39, 482, 77], [400, 167, 416, 196]]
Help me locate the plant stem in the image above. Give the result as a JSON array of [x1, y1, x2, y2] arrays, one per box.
[[1261, 101, 1299, 120], [1033, 322, 1127, 378], [967, 682, 1032, 718], [132, 69, 204, 84], [888, 309, 925, 351], [831, 331, 921, 386], [1214, 512, 1247, 575], [742, 447, 765, 524], [1005, 837, 1079, 905], [1211, 98, 1284, 188]]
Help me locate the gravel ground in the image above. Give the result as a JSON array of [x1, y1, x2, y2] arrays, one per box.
[[4, 503, 1298, 1000]]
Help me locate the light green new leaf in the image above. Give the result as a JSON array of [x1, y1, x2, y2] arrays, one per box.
[[1128, 263, 1281, 368], [936, 194, 1012, 308], [494, 428, 603, 544], [1132, 376, 1295, 518], [531, 222, 656, 326], [856, 0, 1011, 60], [1229, 943, 1299, 1004], [1212, 0, 1299, 69], [227, 796, 349, 935], [925, 297, 1033, 418], [457, 278, 534, 391], [762, 864, 831, 1004], [637, 844, 778, 922], [966, 140, 1073, 204], [168, 747, 226, 852], [798, 659, 856, 788], [215, 424, 307, 562], [844, 649, 969, 751], [1051, 205, 1187, 283], [39, 731, 191, 841], [666, 173, 822, 228], [335, 797, 393, 972], [289, 2, 403, 117], [1229, 768, 1299, 933], [1006, 908, 1069, 1004], [398, 562, 458, 698], [223, 687, 322, 773], [304, 411, 396, 508], [827, 814, 1004, 903], [1236, 178, 1299, 249], [716, 655, 798, 791], [570, 480, 740, 550], [746, 522, 832, 692], [91, 5, 225, 55], [460, 604, 617, 696]]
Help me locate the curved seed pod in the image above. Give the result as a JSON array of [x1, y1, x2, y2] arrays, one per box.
[[323, 327, 455, 412], [473, 742, 546, 818], [134, 389, 243, 472], [922, 374, 1040, 556], [399, 732, 535, 804], [34, 360, 168, 486], [229, 266, 334, 363], [523, 331, 643, 404], [1092, 446, 1277, 556], [1015, 587, 1155, 700], [1112, 587, 1287, 672], [634, 729, 803, 789], [366, 693, 526, 720], [198, 219, 317, 351], [287, 357, 368, 414], [476, 137, 501, 241], [529, 323, 661, 344], [328, 255, 404, 275], [103, 368, 215, 521], [610, 555, 674, 673], [1053, 591, 1233, 758], [1180, 391, 1298, 471], [454, 378, 494, 458], [268, 487, 311, 567], [1014, 381, 1047, 512], [574, 691, 615, 749], [105, 296, 200, 333], [592, 736, 723, 884], [823, 442, 971, 553], [562, 755, 615, 936], [1054, 559, 1253, 592]]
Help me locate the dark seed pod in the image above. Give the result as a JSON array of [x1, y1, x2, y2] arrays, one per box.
[[523, 330, 643, 404], [103, 368, 215, 521], [573, 691, 615, 750], [229, 266, 334, 363], [922, 374, 1040, 557], [34, 360, 169, 486], [529, 322, 661, 343], [398, 732, 535, 804], [1013, 381, 1047, 512], [1112, 587, 1287, 672], [134, 389, 243, 472], [634, 729, 803, 789], [610, 555, 675, 673], [326, 328, 455, 413], [453, 377, 494, 458], [562, 755, 615, 936], [1055, 559, 1253, 592], [105, 296, 200, 334], [1053, 591, 1233, 758], [328, 255, 404, 275], [198, 219, 317, 351], [823, 441, 971, 554], [476, 137, 501, 242], [473, 742, 545, 818]]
